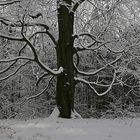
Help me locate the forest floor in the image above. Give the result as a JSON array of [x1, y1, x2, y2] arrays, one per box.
[[0, 117, 140, 140]]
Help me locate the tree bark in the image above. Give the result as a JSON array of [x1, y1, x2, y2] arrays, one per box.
[[56, 0, 75, 118]]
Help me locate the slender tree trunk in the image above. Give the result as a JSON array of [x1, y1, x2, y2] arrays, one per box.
[[56, 0, 75, 118]]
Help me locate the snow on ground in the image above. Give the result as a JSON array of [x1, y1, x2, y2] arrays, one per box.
[[0, 117, 140, 140]]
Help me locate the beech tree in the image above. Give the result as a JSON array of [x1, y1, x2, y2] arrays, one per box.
[[0, 0, 140, 118]]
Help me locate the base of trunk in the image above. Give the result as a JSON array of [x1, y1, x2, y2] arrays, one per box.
[[49, 107, 82, 119]]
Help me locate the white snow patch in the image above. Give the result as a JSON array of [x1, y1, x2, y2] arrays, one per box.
[[0, 118, 140, 140], [49, 107, 59, 119]]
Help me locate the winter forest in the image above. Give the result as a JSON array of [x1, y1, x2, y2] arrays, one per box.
[[0, 0, 140, 140]]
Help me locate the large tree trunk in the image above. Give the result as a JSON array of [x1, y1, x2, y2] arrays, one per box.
[[56, 0, 75, 118]]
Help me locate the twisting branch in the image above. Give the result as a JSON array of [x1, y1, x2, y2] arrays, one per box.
[[75, 69, 117, 96], [74, 55, 122, 76], [0, 60, 30, 81]]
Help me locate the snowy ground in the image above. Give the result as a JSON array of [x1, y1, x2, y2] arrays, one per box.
[[0, 117, 140, 140]]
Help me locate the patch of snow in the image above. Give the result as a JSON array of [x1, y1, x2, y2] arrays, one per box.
[[0, 118, 140, 140], [71, 109, 82, 119], [49, 107, 59, 119]]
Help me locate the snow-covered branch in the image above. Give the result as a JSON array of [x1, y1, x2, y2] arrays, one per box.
[[73, 32, 97, 41], [0, 33, 24, 41], [45, 30, 57, 46], [0, 18, 49, 30], [26, 76, 54, 100], [36, 72, 49, 86], [0, 24, 59, 78], [0, 60, 30, 81], [75, 69, 117, 96], [76, 39, 118, 52], [73, 32, 119, 52], [31, 30, 57, 46], [28, 30, 57, 46], [74, 55, 121, 76], [0, 0, 20, 6], [18, 30, 56, 56], [22, 34, 63, 76], [0, 56, 33, 63], [0, 31, 49, 49], [15, 76, 55, 107], [0, 61, 17, 74]]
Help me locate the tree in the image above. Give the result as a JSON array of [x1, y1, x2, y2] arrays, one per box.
[[0, 0, 140, 118]]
